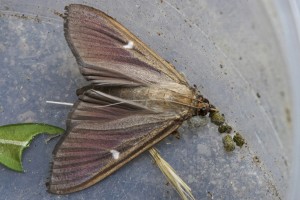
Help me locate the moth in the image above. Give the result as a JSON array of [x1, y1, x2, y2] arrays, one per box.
[[47, 4, 214, 194]]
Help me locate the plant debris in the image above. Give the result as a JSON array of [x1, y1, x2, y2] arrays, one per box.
[[209, 111, 225, 126], [222, 134, 235, 152], [218, 124, 232, 133], [233, 132, 245, 147]]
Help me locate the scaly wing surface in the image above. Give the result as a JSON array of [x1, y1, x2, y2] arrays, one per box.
[[64, 4, 188, 86], [48, 90, 182, 194]]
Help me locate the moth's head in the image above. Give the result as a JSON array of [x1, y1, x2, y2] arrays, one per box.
[[196, 95, 216, 116]]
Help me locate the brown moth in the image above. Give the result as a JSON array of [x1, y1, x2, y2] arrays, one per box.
[[47, 4, 214, 194]]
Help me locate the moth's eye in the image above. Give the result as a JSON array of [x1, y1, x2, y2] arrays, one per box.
[[203, 98, 209, 104], [198, 107, 208, 116]]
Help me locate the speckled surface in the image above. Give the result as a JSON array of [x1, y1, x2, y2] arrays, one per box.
[[0, 1, 293, 199]]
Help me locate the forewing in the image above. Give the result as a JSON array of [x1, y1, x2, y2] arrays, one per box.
[[64, 4, 188, 86], [48, 90, 182, 194]]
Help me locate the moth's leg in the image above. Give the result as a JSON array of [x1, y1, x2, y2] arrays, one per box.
[[171, 130, 181, 139]]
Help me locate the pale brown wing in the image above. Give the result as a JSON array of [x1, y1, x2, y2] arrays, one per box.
[[47, 90, 183, 194], [64, 4, 188, 86]]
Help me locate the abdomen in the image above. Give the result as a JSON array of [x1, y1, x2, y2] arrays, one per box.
[[102, 82, 196, 116]]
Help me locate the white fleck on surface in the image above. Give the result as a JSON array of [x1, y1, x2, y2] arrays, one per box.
[[110, 149, 120, 160], [123, 41, 134, 49]]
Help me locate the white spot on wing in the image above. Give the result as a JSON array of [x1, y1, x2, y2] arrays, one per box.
[[110, 149, 120, 160], [123, 41, 134, 49]]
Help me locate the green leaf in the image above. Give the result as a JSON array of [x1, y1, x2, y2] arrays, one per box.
[[0, 123, 64, 172]]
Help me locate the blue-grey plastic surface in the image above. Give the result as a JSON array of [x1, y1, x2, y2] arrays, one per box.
[[0, 1, 296, 200]]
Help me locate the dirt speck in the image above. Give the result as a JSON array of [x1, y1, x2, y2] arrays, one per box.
[[256, 92, 261, 98], [253, 155, 260, 164]]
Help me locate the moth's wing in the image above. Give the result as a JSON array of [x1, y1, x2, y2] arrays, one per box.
[[47, 90, 183, 194], [64, 4, 188, 86]]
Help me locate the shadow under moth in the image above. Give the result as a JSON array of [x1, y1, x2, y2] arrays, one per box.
[[47, 4, 215, 195]]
